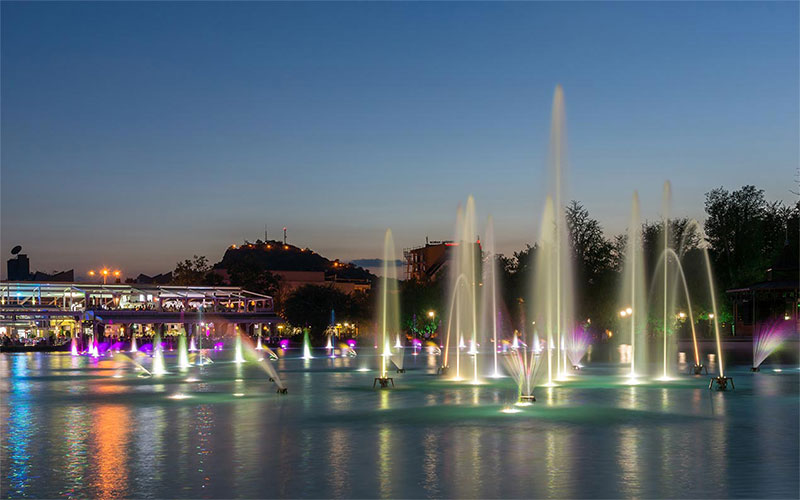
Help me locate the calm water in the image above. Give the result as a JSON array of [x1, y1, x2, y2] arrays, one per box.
[[1, 350, 798, 499]]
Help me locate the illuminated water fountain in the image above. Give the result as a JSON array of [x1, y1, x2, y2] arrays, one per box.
[[177, 328, 190, 371], [620, 192, 647, 382], [503, 335, 544, 403], [532, 85, 575, 385], [375, 229, 399, 387], [302, 330, 313, 360], [566, 325, 591, 370], [442, 197, 481, 383], [152, 331, 167, 376], [234, 326, 246, 364], [483, 215, 502, 378], [752, 321, 792, 371]]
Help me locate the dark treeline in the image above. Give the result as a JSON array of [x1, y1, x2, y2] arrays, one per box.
[[171, 185, 797, 342], [403, 185, 798, 341]]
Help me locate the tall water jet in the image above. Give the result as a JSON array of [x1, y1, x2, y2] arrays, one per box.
[[533, 85, 575, 383], [256, 324, 264, 351], [130, 331, 138, 353], [660, 181, 672, 380], [70, 335, 79, 356], [375, 229, 400, 387], [302, 329, 313, 360], [152, 331, 167, 376], [483, 216, 502, 377], [752, 320, 792, 371], [655, 248, 703, 373], [177, 328, 190, 370], [234, 326, 246, 364], [702, 247, 733, 390], [533, 197, 557, 386], [444, 197, 481, 383], [621, 192, 647, 380], [188, 334, 196, 352]]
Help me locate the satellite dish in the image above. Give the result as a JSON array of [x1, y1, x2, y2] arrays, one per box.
[[11, 245, 22, 255]]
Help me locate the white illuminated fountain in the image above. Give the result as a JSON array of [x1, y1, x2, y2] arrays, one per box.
[[234, 326, 246, 364], [152, 331, 167, 376], [177, 328, 190, 371], [130, 331, 138, 353], [620, 192, 647, 382], [70, 335, 79, 356], [532, 85, 575, 385], [375, 229, 400, 387], [658, 181, 674, 380], [482, 215, 503, 378], [442, 196, 481, 383], [654, 246, 703, 374], [702, 244, 732, 389], [503, 337, 545, 403]]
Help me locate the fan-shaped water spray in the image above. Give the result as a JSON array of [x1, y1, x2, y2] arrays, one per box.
[[566, 325, 591, 368], [503, 339, 545, 403], [753, 320, 793, 369]]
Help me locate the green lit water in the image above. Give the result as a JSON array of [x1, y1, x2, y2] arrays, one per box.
[[1, 350, 798, 498]]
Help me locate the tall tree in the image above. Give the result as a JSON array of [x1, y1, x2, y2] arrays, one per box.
[[172, 255, 212, 285], [704, 185, 794, 289]]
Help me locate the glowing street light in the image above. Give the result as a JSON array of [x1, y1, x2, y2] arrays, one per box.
[[428, 310, 435, 319], [89, 268, 120, 284]]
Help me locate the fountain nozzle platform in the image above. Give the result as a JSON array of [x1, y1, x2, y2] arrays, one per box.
[[709, 376, 735, 391], [519, 395, 536, 402], [751, 366, 760, 372], [276, 388, 288, 394], [571, 365, 582, 371], [396, 368, 406, 374], [691, 364, 707, 375], [437, 366, 449, 376], [373, 377, 394, 388]]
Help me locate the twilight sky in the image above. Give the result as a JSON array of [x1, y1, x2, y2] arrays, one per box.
[[2, 1, 798, 279]]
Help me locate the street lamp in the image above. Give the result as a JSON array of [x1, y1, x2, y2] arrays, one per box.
[[89, 268, 120, 285]]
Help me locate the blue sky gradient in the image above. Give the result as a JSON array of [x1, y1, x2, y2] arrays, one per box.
[[2, 2, 798, 277]]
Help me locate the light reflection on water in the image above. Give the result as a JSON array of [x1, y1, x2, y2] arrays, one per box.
[[0, 352, 798, 499]]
